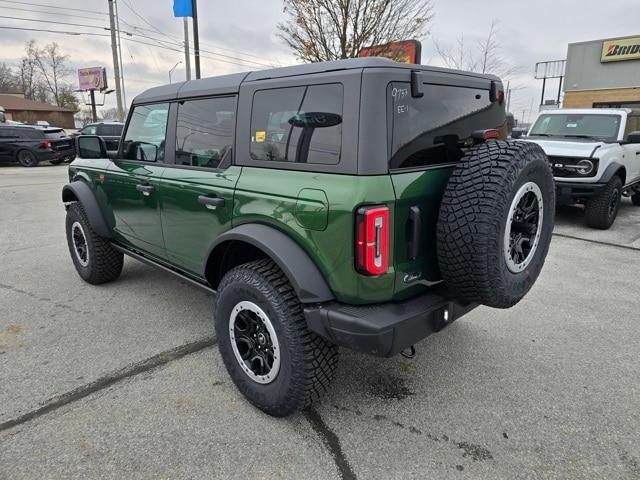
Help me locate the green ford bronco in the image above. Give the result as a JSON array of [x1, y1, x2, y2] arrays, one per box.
[[63, 58, 554, 416]]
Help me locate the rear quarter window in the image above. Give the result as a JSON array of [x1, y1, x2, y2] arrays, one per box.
[[388, 82, 504, 170], [250, 83, 343, 165]]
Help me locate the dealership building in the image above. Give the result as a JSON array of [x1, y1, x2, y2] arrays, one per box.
[[563, 35, 640, 109]]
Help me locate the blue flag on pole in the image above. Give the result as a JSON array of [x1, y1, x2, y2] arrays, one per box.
[[173, 0, 193, 17]]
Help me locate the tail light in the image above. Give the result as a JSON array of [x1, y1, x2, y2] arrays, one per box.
[[483, 129, 500, 140], [355, 205, 389, 276], [41, 140, 52, 149]]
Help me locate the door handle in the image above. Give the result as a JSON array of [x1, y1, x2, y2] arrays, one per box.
[[198, 195, 225, 210], [136, 184, 155, 196]]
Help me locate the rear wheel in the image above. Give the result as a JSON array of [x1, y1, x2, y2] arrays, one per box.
[[16, 150, 39, 167], [65, 203, 123, 284], [214, 259, 338, 417], [437, 140, 555, 309], [584, 175, 622, 229]]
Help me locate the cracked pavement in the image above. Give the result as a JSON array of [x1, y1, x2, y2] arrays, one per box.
[[1, 164, 639, 479]]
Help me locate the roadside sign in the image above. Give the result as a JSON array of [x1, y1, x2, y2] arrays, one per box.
[[78, 67, 107, 91], [173, 0, 193, 17], [534, 60, 566, 79], [359, 40, 421, 64]]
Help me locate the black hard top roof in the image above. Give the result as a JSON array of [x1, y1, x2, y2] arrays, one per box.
[[132, 57, 500, 105]]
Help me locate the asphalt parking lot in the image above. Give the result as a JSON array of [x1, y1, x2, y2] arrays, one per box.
[[1, 164, 639, 480]]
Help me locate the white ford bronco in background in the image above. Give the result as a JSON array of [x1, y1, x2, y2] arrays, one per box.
[[526, 108, 640, 229]]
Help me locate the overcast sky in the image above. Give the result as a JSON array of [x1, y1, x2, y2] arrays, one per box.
[[1, 0, 638, 123]]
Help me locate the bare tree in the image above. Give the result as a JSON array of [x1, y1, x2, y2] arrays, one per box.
[[15, 41, 78, 109], [0, 63, 19, 92], [434, 21, 519, 79], [34, 42, 73, 108], [277, 0, 434, 62], [19, 40, 39, 100]]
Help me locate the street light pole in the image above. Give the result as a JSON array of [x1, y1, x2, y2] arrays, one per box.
[[169, 61, 182, 84]]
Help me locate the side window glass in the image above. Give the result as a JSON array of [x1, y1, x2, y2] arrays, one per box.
[[625, 115, 640, 138], [121, 103, 169, 162], [175, 97, 236, 169], [83, 125, 97, 135], [250, 84, 342, 165]]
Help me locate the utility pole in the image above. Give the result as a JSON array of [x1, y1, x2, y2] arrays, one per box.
[[89, 90, 98, 123], [107, 0, 124, 121], [114, 0, 126, 112], [183, 18, 191, 81], [192, 0, 201, 79]]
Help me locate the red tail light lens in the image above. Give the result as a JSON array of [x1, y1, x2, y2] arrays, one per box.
[[41, 140, 52, 149], [355, 205, 389, 276], [483, 129, 500, 140]]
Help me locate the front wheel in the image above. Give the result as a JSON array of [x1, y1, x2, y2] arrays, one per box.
[[214, 259, 338, 417], [584, 175, 622, 229], [65, 203, 123, 284], [16, 150, 39, 167]]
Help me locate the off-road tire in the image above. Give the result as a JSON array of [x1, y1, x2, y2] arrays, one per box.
[[215, 259, 338, 417], [437, 140, 555, 309], [630, 192, 640, 207], [584, 175, 622, 229], [16, 150, 39, 167], [65, 203, 123, 284]]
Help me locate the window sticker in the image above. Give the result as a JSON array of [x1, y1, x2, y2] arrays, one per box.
[[566, 123, 578, 128], [255, 130, 266, 143]]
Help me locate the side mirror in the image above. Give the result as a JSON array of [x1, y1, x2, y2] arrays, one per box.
[[288, 112, 342, 129], [625, 131, 640, 144], [76, 135, 107, 159]]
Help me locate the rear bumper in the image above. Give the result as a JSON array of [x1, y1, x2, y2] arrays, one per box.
[[39, 149, 75, 160], [304, 288, 478, 357], [555, 180, 606, 204]]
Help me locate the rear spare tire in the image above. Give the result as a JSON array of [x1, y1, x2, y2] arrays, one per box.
[[437, 140, 555, 308]]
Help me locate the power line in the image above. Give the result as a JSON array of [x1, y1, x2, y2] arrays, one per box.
[[0, 15, 108, 31], [0, 0, 107, 15], [116, 3, 282, 68], [0, 25, 110, 36], [0, 4, 107, 21]]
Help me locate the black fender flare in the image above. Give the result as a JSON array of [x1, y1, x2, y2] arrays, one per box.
[[62, 181, 112, 238], [599, 162, 626, 185], [209, 224, 334, 303]]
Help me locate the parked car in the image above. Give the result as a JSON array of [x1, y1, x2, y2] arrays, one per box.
[[0, 124, 75, 167], [72, 121, 124, 152], [527, 108, 640, 229], [62, 58, 555, 416]]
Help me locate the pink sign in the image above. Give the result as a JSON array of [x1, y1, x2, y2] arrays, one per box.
[[78, 67, 106, 91]]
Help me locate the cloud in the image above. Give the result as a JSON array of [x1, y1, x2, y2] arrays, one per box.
[[0, 0, 637, 119]]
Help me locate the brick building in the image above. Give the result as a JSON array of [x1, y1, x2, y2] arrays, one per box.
[[0, 93, 77, 128]]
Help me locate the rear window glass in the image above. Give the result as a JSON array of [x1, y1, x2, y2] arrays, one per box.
[[44, 129, 66, 139], [388, 82, 504, 169], [250, 84, 343, 165]]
